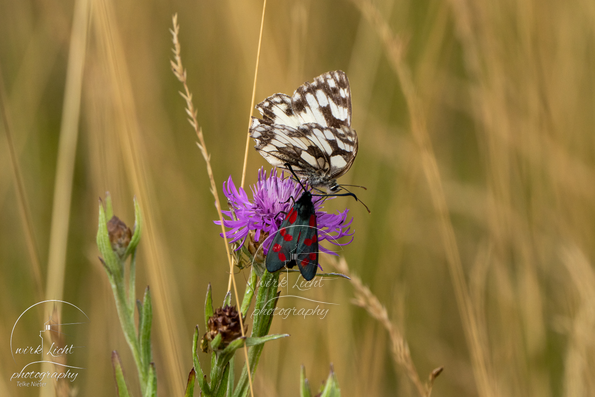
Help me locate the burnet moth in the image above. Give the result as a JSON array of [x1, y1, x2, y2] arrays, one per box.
[[265, 164, 357, 281]]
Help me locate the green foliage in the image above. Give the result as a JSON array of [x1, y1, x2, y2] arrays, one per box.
[[112, 351, 131, 397], [98, 195, 155, 397], [184, 368, 196, 397], [300, 366, 312, 397], [301, 366, 341, 397], [191, 275, 289, 396]]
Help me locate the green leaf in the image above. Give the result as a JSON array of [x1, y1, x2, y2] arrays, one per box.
[[144, 363, 157, 397], [251, 270, 280, 337], [240, 267, 257, 318], [210, 353, 218, 394], [184, 368, 196, 397], [319, 366, 340, 397], [244, 334, 289, 347], [192, 326, 211, 396], [214, 364, 231, 397], [233, 271, 281, 397], [112, 351, 131, 397], [139, 287, 153, 372], [259, 290, 281, 338], [210, 333, 223, 351], [222, 291, 231, 307], [125, 197, 143, 259], [212, 338, 244, 387], [300, 365, 312, 397], [205, 283, 214, 332], [128, 250, 137, 310], [226, 356, 235, 396], [219, 337, 245, 358], [136, 299, 144, 341], [97, 201, 121, 278], [281, 269, 351, 280]]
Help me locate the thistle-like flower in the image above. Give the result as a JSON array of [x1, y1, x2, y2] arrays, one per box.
[[216, 168, 354, 257], [201, 305, 244, 352]]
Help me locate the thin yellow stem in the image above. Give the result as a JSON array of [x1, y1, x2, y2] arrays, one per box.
[[170, 15, 254, 397], [239, 0, 268, 190]]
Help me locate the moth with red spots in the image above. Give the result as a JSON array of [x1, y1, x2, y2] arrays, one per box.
[[267, 190, 320, 281]]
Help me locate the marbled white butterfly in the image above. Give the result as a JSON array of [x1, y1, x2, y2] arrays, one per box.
[[250, 70, 358, 193]]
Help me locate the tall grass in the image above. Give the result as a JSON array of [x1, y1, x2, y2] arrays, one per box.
[[1, 0, 595, 395]]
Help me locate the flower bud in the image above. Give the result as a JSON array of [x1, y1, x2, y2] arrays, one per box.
[[107, 216, 132, 260]]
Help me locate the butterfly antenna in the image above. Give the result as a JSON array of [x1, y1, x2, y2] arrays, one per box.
[[338, 185, 371, 213], [338, 183, 368, 191], [283, 163, 369, 212]]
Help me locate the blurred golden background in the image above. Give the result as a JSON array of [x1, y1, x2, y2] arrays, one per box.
[[2, 0, 595, 395]]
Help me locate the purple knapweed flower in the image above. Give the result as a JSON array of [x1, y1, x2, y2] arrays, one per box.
[[216, 168, 353, 256]]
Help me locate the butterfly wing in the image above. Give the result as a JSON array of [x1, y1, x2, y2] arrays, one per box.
[[250, 71, 358, 188], [292, 70, 352, 129], [250, 119, 327, 173]]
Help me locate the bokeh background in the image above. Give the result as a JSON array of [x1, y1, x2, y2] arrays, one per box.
[[2, 0, 595, 395]]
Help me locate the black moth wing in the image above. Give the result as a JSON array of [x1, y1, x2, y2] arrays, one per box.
[[266, 192, 319, 281]]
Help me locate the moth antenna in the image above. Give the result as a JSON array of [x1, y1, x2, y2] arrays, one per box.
[[283, 163, 309, 194]]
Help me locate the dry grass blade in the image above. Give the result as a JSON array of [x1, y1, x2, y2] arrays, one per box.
[[45, 0, 89, 304], [40, 0, 90, 394], [561, 246, 595, 396], [240, 0, 268, 189], [170, 14, 254, 397], [92, 0, 186, 391], [0, 65, 44, 300], [329, 256, 435, 397], [349, 0, 494, 395]]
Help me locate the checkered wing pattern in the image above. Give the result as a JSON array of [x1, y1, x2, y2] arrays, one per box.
[[250, 70, 358, 192]]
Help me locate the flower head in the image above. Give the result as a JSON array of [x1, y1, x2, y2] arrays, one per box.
[[216, 168, 353, 256]]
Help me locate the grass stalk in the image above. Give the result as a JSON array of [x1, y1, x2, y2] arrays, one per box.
[[0, 65, 44, 300], [350, 0, 494, 395], [328, 256, 436, 397], [44, 0, 89, 303], [170, 15, 254, 397], [92, 0, 185, 391], [239, 0, 268, 190]]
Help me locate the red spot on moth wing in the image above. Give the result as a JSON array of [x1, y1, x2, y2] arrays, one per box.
[[283, 233, 293, 241], [309, 214, 316, 227], [279, 253, 286, 261], [272, 243, 282, 252], [280, 227, 287, 236], [309, 252, 316, 260], [300, 258, 309, 267], [312, 234, 317, 243], [289, 208, 298, 224], [304, 238, 312, 246], [285, 208, 294, 221]]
